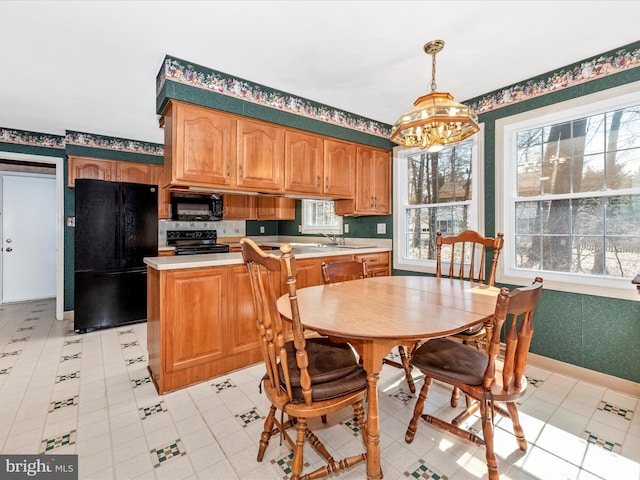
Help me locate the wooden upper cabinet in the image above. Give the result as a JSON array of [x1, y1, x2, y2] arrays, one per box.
[[117, 162, 151, 184], [256, 197, 296, 220], [67, 156, 116, 187], [335, 146, 391, 216], [223, 194, 257, 220], [164, 100, 235, 188], [236, 118, 284, 192], [284, 130, 323, 195], [323, 139, 355, 198], [152, 165, 171, 219]]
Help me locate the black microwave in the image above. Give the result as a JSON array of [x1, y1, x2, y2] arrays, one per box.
[[170, 192, 224, 221]]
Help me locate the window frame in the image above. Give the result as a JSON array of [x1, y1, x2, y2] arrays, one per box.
[[393, 127, 485, 274], [496, 81, 640, 301], [300, 199, 343, 235]]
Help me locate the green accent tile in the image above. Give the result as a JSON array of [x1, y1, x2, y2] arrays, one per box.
[[126, 356, 146, 366], [150, 439, 186, 468], [0, 350, 21, 358], [139, 401, 167, 419], [583, 430, 622, 453], [39, 430, 77, 453], [131, 376, 152, 388], [55, 371, 80, 383], [212, 379, 236, 393], [390, 389, 414, 406], [597, 400, 634, 420], [235, 407, 263, 428], [60, 353, 81, 362], [120, 340, 139, 349], [405, 459, 448, 479], [48, 395, 79, 412]]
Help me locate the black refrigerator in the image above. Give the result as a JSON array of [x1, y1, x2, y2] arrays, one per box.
[[74, 179, 158, 333]]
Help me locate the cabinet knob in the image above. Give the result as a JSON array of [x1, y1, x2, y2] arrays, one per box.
[[239, 165, 243, 180], [316, 176, 320, 188], [226, 164, 231, 178]]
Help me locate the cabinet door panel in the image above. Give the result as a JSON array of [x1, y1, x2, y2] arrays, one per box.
[[165, 268, 227, 372], [355, 147, 375, 212], [237, 119, 284, 192], [117, 162, 151, 184], [256, 197, 295, 220], [284, 130, 323, 194], [228, 265, 274, 355], [152, 165, 171, 219], [223, 194, 257, 220], [172, 102, 235, 187], [68, 156, 115, 187], [323, 139, 355, 198], [373, 149, 391, 214]]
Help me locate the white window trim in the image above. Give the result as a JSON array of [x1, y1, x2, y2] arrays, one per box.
[[300, 199, 342, 235], [495, 81, 640, 301], [393, 126, 485, 274]]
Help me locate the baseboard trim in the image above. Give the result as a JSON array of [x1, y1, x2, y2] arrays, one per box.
[[529, 352, 640, 397], [63, 310, 74, 321]]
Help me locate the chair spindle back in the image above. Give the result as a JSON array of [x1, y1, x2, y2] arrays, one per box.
[[436, 230, 504, 286]]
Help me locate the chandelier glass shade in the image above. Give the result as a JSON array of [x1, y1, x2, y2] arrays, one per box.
[[390, 40, 479, 153]]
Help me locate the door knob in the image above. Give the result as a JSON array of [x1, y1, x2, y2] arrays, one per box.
[[5, 247, 12, 252], [5, 238, 12, 243]]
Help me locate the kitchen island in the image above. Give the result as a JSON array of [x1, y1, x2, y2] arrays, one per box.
[[144, 241, 391, 394]]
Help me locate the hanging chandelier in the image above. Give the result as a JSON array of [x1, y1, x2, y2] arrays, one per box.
[[390, 40, 479, 153]]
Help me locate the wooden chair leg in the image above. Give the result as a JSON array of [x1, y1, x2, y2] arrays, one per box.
[[398, 345, 415, 393], [450, 386, 460, 407], [354, 400, 367, 447], [291, 417, 308, 480], [480, 400, 499, 480], [405, 377, 432, 443], [258, 405, 277, 461], [505, 402, 528, 451]]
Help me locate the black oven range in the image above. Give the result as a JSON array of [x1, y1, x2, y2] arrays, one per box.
[[166, 229, 230, 255]]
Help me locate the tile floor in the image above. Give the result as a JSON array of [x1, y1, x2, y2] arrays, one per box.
[[0, 299, 639, 479]]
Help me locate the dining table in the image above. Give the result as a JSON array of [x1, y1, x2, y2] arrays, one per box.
[[276, 275, 500, 480]]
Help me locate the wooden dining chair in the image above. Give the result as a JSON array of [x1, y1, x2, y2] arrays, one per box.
[[321, 259, 368, 284], [405, 277, 543, 480], [240, 238, 368, 480], [322, 259, 416, 392], [396, 230, 505, 395], [435, 230, 505, 411]]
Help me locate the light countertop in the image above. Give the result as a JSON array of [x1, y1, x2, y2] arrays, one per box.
[[145, 241, 391, 271]]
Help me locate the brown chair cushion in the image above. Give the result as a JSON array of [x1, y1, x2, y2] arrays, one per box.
[[411, 338, 488, 385], [280, 338, 367, 402], [457, 322, 484, 335]]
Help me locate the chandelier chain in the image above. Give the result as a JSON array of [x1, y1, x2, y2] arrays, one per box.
[[430, 50, 437, 92]]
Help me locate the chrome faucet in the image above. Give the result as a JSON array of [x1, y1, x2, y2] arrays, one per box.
[[321, 233, 344, 246]]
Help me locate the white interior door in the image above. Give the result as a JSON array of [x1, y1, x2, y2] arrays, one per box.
[[1, 174, 57, 303]]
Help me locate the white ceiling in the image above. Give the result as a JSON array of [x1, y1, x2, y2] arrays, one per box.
[[2, 1, 639, 146]]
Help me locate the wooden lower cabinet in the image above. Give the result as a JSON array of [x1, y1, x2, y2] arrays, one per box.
[[147, 251, 390, 393], [355, 252, 390, 277]]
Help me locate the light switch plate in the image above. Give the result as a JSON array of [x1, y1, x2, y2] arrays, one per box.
[[260, 226, 265, 234], [377, 223, 386, 234], [344, 224, 349, 233]]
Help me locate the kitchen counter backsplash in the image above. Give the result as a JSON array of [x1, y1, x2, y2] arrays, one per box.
[[158, 219, 246, 246]]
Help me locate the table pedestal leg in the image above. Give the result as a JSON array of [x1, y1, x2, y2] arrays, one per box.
[[365, 370, 381, 479]]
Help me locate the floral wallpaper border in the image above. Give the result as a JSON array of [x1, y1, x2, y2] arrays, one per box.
[[156, 55, 392, 139], [0, 128, 65, 149], [467, 43, 640, 115], [0, 128, 164, 157], [65, 131, 164, 157]]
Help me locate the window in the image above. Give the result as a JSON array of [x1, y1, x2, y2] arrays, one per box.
[[497, 83, 640, 300], [301, 199, 342, 234], [393, 132, 482, 274]]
